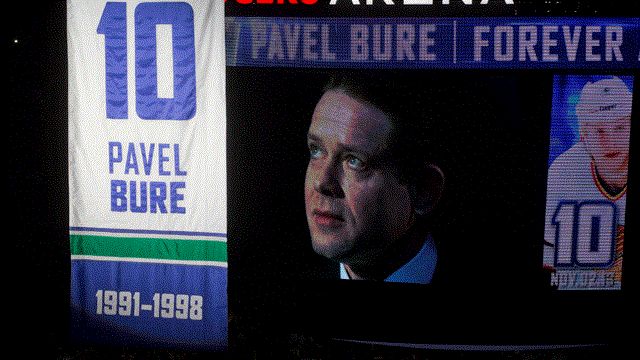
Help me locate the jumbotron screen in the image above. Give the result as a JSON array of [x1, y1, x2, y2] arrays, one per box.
[[23, 0, 634, 356], [225, 2, 635, 352]]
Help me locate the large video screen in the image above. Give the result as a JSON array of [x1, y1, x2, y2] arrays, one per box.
[[13, 0, 634, 357], [224, 3, 635, 353]]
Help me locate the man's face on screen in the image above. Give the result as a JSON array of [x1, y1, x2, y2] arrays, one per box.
[[304, 90, 412, 265], [582, 115, 631, 184]]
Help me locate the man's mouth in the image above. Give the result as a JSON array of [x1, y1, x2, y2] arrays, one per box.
[[312, 210, 345, 227], [604, 152, 620, 159]]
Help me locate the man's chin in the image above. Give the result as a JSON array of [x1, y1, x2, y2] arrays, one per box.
[[311, 236, 352, 262]]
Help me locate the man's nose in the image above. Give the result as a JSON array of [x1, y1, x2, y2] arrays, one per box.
[[315, 160, 344, 198]]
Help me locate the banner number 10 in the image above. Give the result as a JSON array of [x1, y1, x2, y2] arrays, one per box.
[[97, 2, 196, 120]]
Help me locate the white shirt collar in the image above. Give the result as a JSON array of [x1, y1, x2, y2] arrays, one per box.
[[340, 233, 437, 284]]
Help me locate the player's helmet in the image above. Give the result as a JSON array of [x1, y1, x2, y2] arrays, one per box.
[[575, 76, 632, 125]]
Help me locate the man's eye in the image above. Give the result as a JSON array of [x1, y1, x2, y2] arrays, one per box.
[[309, 144, 322, 159], [346, 155, 365, 170]]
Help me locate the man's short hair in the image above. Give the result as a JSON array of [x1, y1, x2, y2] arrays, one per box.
[[322, 71, 440, 188]]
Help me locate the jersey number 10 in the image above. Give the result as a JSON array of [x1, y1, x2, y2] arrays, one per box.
[[97, 2, 196, 120], [552, 201, 617, 268]]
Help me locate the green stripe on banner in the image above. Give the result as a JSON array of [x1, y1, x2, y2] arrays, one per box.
[[70, 234, 227, 263]]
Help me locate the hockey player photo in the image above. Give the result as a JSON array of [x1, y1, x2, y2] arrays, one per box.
[[543, 75, 632, 290]]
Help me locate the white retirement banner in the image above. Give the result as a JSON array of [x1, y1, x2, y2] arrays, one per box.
[[68, 0, 227, 349]]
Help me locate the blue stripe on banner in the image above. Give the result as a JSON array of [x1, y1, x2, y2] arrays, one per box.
[[225, 17, 640, 69], [70, 226, 227, 238], [71, 260, 227, 350]]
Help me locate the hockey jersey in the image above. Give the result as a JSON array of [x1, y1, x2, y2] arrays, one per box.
[[543, 142, 625, 289]]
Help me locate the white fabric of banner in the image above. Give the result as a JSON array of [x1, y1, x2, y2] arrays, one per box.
[[68, 0, 226, 236]]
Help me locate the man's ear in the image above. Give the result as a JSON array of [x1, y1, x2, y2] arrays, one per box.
[[410, 164, 444, 215]]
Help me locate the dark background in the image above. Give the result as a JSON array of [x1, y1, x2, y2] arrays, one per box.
[[227, 67, 632, 346], [9, 1, 635, 358]]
